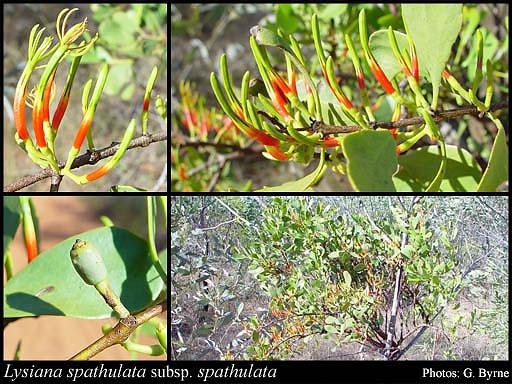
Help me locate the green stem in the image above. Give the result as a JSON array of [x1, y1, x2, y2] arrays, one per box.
[[142, 66, 158, 135], [147, 196, 167, 285], [4, 251, 13, 281], [94, 279, 130, 319]]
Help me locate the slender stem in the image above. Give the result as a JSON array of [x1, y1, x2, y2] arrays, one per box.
[[147, 196, 167, 285], [70, 300, 166, 360], [321, 100, 509, 135], [4, 251, 13, 281], [4, 132, 167, 192]]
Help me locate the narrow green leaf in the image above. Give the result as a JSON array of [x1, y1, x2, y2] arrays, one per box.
[[257, 150, 327, 192]]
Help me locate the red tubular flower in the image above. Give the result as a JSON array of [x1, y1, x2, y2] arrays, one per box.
[[84, 161, 115, 182], [320, 65, 328, 80], [271, 78, 291, 121], [442, 70, 450, 80], [24, 226, 38, 262], [305, 81, 312, 95], [200, 118, 210, 135], [322, 137, 341, 147], [182, 108, 198, 131], [13, 85, 30, 140], [267, 146, 289, 161], [322, 60, 354, 110], [402, 63, 412, 78], [20, 197, 38, 262], [32, 102, 46, 148], [355, 67, 366, 91], [220, 116, 235, 132], [51, 93, 69, 130], [72, 112, 93, 150], [288, 69, 297, 96], [42, 71, 56, 126], [271, 70, 293, 96], [178, 164, 188, 180], [411, 51, 419, 81], [143, 97, 150, 114], [369, 61, 395, 95], [326, 80, 354, 110], [247, 127, 280, 146]]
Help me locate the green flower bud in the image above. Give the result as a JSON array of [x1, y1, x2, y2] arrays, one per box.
[[70, 239, 107, 285], [70, 239, 130, 319]]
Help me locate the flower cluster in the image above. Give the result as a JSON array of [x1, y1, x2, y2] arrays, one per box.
[[14, 8, 158, 185]]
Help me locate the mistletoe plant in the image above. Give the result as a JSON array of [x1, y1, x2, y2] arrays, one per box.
[[3, 196, 167, 360], [11, 8, 165, 192], [235, 197, 476, 360], [210, 4, 508, 191]]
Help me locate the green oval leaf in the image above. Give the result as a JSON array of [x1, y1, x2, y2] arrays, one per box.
[[394, 144, 482, 192], [370, 30, 411, 80], [4, 227, 166, 319], [276, 4, 300, 34], [98, 11, 139, 49], [402, 4, 463, 105], [317, 4, 348, 21], [477, 119, 508, 192], [342, 130, 397, 192]]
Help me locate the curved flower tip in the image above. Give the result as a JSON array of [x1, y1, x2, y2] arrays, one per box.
[[266, 146, 289, 161], [322, 137, 341, 148], [247, 128, 280, 147], [57, 7, 97, 55]]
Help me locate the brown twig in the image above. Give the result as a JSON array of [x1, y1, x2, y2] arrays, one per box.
[[172, 134, 261, 154], [4, 132, 167, 192], [330, 100, 508, 134], [247, 101, 508, 136], [49, 174, 63, 192], [70, 299, 167, 360]]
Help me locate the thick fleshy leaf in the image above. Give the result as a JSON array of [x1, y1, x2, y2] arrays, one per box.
[[276, 4, 300, 34], [477, 123, 508, 192], [317, 4, 348, 21], [402, 4, 462, 104], [370, 30, 415, 80], [3, 197, 21, 259], [394, 145, 482, 192], [4, 227, 167, 319], [342, 130, 397, 192], [257, 152, 327, 192]]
